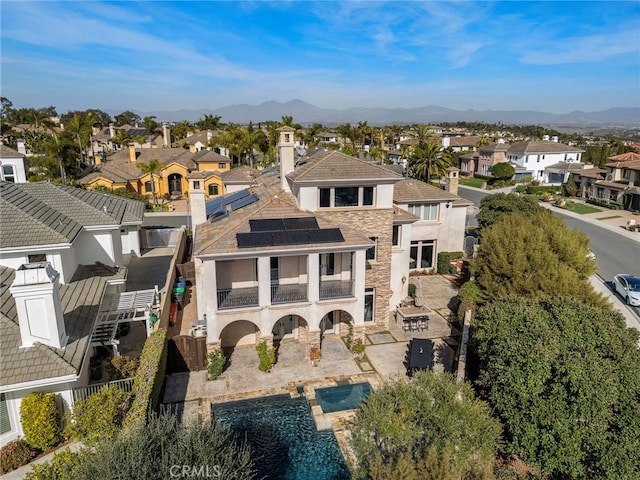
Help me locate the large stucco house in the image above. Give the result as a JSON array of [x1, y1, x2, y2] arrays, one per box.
[[188, 127, 471, 360], [579, 151, 640, 211], [0, 145, 28, 183], [0, 183, 156, 444], [506, 136, 584, 183], [79, 145, 230, 200]]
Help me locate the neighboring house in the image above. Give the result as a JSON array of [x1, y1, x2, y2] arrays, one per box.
[[459, 153, 479, 176], [317, 131, 339, 145], [0, 145, 28, 183], [583, 152, 640, 210], [79, 145, 230, 200], [89, 123, 169, 160], [506, 137, 584, 183], [477, 140, 509, 176], [543, 162, 598, 185], [572, 167, 606, 197], [441, 136, 484, 152], [221, 165, 260, 194], [189, 127, 470, 361], [0, 184, 154, 444], [0, 181, 144, 283]]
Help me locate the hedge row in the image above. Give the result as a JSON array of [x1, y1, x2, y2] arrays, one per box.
[[122, 328, 167, 434], [586, 198, 624, 210], [525, 185, 562, 194], [437, 251, 464, 275], [0, 439, 39, 474]]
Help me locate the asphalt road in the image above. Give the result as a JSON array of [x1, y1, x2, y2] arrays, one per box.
[[459, 185, 640, 318]]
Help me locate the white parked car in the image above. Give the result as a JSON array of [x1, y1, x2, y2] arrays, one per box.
[[612, 274, 640, 306]]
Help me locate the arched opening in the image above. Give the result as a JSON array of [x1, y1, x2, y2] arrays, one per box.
[[271, 314, 308, 343], [167, 173, 183, 196], [219, 320, 261, 371], [320, 310, 353, 339]]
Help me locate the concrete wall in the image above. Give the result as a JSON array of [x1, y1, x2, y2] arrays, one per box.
[[75, 229, 120, 267]]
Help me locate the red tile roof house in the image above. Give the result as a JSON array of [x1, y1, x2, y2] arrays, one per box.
[[0, 182, 160, 444], [187, 127, 472, 360]]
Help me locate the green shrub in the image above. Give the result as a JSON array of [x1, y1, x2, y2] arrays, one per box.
[[408, 283, 416, 298], [526, 185, 561, 195], [437, 251, 464, 275], [352, 338, 366, 355], [586, 198, 624, 210], [0, 439, 39, 474], [256, 341, 276, 372], [456, 280, 486, 317], [105, 355, 139, 380], [25, 448, 81, 480], [64, 386, 130, 443], [206, 350, 226, 380], [122, 328, 167, 433], [20, 393, 62, 450]]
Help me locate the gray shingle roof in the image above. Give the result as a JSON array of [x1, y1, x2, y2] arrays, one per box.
[[507, 140, 584, 154], [0, 264, 122, 387], [287, 151, 402, 184], [0, 182, 144, 248], [0, 145, 25, 158], [221, 165, 260, 184], [394, 179, 471, 205]]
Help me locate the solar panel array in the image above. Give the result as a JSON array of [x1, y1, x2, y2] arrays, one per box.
[[205, 188, 259, 222], [237, 216, 344, 248]]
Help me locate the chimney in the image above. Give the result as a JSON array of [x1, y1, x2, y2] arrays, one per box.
[[542, 135, 550, 141], [10, 262, 67, 349], [551, 136, 558, 143], [278, 126, 296, 191], [162, 122, 170, 147], [128, 144, 137, 162], [445, 167, 460, 197], [17, 140, 27, 155], [109, 123, 115, 138], [189, 179, 207, 227]]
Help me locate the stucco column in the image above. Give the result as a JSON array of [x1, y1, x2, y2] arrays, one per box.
[[306, 329, 322, 361], [308, 253, 319, 302], [353, 250, 366, 325], [257, 256, 271, 307]]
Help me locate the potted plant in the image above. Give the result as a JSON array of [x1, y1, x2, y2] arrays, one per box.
[[309, 346, 321, 367]]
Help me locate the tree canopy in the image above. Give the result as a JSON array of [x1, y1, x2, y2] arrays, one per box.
[[349, 371, 501, 479], [472, 296, 640, 479], [490, 162, 515, 180], [475, 192, 543, 228], [472, 211, 603, 306]]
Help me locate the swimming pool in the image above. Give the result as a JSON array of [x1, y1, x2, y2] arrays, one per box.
[[314, 382, 371, 413], [212, 394, 350, 480]]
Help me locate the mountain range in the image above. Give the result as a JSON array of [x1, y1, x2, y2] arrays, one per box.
[[134, 99, 640, 128]]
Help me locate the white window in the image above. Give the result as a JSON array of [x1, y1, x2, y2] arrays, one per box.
[[410, 240, 435, 269], [193, 180, 200, 190], [364, 288, 375, 322], [408, 204, 438, 221], [320, 253, 335, 276], [218, 163, 226, 169], [2, 165, 15, 182], [392, 225, 401, 247]]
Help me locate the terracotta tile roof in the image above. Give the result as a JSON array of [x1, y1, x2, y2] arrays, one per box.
[[573, 168, 606, 179], [287, 150, 402, 183], [0, 182, 144, 248], [0, 264, 122, 387], [605, 158, 640, 170], [607, 152, 640, 163]]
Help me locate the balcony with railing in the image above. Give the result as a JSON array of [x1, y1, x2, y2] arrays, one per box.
[[217, 286, 259, 310], [319, 279, 354, 299], [271, 283, 308, 304]]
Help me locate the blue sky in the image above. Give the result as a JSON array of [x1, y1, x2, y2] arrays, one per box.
[[2, 1, 639, 115]]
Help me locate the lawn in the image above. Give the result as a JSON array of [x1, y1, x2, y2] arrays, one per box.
[[565, 202, 602, 214], [459, 177, 485, 188]]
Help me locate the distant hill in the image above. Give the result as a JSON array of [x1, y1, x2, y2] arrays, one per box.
[[138, 99, 640, 128]]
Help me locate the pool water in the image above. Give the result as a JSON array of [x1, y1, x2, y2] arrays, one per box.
[[314, 382, 372, 413], [212, 394, 350, 480]]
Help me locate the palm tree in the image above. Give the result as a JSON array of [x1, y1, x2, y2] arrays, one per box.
[[408, 141, 451, 181], [138, 159, 162, 206], [196, 114, 222, 131], [143, 116, 158, 143]]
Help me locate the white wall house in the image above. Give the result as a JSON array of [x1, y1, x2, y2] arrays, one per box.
[[0, 145, 28, 183], [506, 137, 584, 184], [0, 183, 146, 444], [0, 182, 144, 282]]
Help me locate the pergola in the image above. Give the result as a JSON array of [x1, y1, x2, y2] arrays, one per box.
[[92, 286, 160, 354]]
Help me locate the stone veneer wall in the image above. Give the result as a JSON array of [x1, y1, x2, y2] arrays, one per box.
[[329, 208, 394, 328]]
